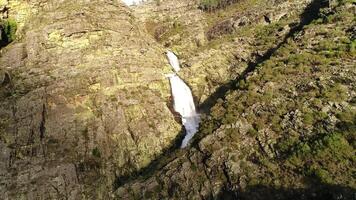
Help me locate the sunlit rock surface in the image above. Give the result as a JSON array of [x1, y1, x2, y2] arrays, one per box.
[[1, 0, 355, 199], [115, 0, 355, 199], [0, 0, 180, 199]]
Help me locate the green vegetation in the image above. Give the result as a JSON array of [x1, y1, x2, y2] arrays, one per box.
[[197, 0, 355, 189], [92, 147, 101, 158], [199, 0, 240, 11], [154, 0, 161, 6], [158, 21, 185, 42], [322, 83, 348, 102], [284, 131, 354, 184], [0, 18, 17, 46], [145, 17, 186, 46]]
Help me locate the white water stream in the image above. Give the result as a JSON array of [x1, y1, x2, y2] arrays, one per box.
[[166, 51, 181, 72], [121, 0, 200, 146], [166, 51, 200, 148]]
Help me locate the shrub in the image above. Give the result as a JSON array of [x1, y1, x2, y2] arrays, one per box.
[[311, 167, 332, 183], [247, 127, 257, 137], [199, 0, 220, 11], [199, 0, 240, 12], [154, 0, 161, 6], [1, 19, 17, 45], [322, 83, 348, 102], [92, 147, 101, 158]]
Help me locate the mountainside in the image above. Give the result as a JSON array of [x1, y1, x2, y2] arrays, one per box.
[[115, 0, 356, 199], [0, 0, 182, 199], [0, 0, 355, 199]]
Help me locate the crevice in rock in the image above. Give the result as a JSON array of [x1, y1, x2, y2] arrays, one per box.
[[127, 126, 138, 146], [1, 72, 11, 87], [39, 103, 46, 141], [264, 15, 272, 24], [255, 136, 268, 156], [195, 145, 214, 197], [221, 161, 239, 199], [222, 161, 232, 188], [27, 129, 35, 145], [50, 183, 62, 198]]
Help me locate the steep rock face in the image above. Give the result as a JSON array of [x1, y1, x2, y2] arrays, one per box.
[[133, 0, 205, 49], [115, 0, 355, 199], [1, 0, 355, 199], [0, 0, 180, 199], [131, 0, 314, 110]]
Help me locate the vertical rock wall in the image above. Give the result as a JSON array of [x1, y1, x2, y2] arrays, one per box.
[[0, 0, 180, 199]]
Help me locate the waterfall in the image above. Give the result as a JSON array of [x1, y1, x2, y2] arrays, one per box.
[[166, 51, 181, 72], [166, 52, 200, 148]]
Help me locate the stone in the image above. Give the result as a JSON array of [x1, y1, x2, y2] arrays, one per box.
[[0, 0, 181, 198]]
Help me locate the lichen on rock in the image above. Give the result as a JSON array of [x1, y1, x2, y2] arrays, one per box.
[[0, 0, 181, 199]]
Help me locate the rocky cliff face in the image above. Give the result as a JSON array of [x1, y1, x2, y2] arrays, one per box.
[[0, 0, 181, 199], [1, 0, 355, 199], [132, 0, 318, 110], [115, 0, 355, 199]]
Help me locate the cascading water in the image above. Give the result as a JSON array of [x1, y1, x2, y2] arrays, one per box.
[[166, 51, 181, 72], [166, 51, 200, 148]]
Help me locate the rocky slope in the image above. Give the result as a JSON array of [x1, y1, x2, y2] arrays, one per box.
[[0, 0, 355, 199], [132, 0, 322, 110], [0, 0, 182, 199], [115, 0, 355, 199]]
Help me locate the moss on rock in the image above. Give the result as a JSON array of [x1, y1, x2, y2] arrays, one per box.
[[0, 18, 17, 46]]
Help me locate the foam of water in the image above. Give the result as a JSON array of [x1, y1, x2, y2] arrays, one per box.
[[166, 51, 181, 72], [166, 53, 200, 148], [122, 0, 144, 6]]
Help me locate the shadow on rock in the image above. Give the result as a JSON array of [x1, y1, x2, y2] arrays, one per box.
[[113, 127, 186, 189], [217, 182, 355, 200], [199, 0, 330, 113], [112, 0, 332, 192]]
